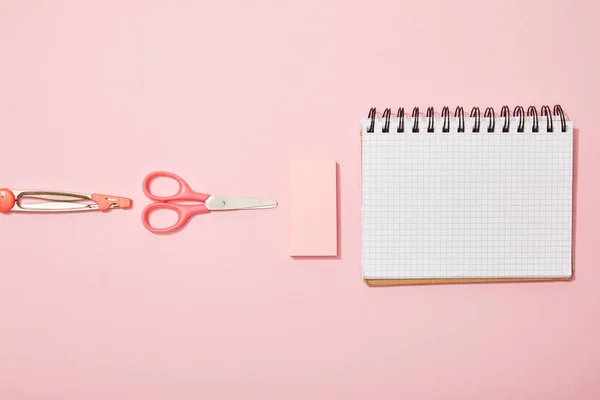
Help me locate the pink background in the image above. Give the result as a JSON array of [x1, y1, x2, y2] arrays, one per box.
[[0, 1, 598, 399]]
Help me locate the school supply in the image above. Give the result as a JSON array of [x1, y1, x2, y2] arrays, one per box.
[[141, 171, 278, 234], [0, 188, 131, 213], [361, 105, 573, 286], [289, 161, 338, 257]]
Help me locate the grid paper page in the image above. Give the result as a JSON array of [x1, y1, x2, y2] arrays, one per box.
[[361, 117, 573, 279]]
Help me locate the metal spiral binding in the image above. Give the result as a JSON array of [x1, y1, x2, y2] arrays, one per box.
[[470, 107, 481, 132], [441, 107, 450, 132], [426, 107, 435, 132], [484, 107, 495, 132], [500, 106, 510, 132], [541, 105, 553, 132], [514, 106, 525, 132], [554, 105, 566, 132], [367, 108, 376, 133], [411, 107, 420, 132], [396, 107, 404, 132], [527, 106, 539, 132], [455, 106, 465, 132], [381, 108, 391, 133], [366, 105, 568, 133]]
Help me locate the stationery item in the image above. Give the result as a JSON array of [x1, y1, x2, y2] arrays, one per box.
[[141, 171, 278, 234], [289, 161, 338, 256], [0, 188, 131, 213], [361, 105, 573, 286]]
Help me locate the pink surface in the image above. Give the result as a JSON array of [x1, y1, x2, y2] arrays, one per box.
[[0, 1, 598, 399], [289, 161, 337, 256]]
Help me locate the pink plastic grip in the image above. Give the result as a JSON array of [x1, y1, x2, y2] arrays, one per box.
[[91, 194, 132, 211], [141, 202, 209, 234], [142, 171, 210, 202]]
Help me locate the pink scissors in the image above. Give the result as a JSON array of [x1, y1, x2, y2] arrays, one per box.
[[141, 171, 277, 234]]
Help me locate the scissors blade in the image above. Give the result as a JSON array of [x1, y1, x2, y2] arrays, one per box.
[[206, 196, 278, 211]]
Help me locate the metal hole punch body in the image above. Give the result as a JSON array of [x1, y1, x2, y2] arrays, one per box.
[[0, 189, 131, 213]]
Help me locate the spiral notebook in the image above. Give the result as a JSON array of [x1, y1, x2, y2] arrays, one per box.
[[361, 105, 573, 286]]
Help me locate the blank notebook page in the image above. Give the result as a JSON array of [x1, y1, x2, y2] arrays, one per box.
[[361, 117, 573, 279]]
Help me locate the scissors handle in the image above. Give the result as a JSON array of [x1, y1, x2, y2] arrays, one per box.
[[141, 202, 209, 234], [143, 171, 210, 202]]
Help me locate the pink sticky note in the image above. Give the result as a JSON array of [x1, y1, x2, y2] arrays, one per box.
[[289, 161, 338, 257]]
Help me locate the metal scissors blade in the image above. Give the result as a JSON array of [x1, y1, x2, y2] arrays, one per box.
[[205, 196, 278, 211]]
